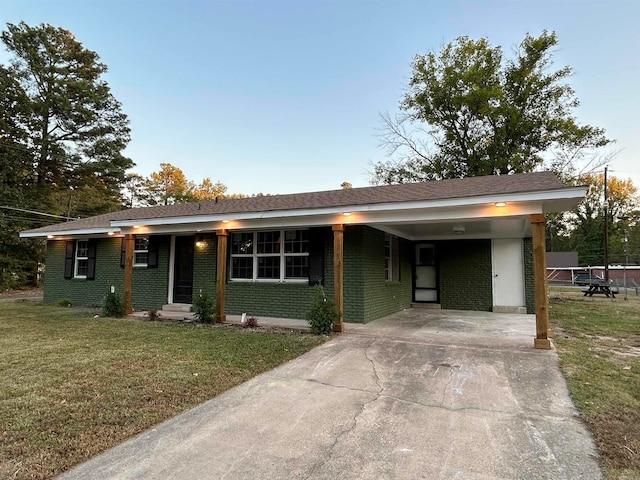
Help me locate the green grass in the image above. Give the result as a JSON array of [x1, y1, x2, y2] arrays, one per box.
[[0, 301, 326, 480], [549, 287, 640, 480]]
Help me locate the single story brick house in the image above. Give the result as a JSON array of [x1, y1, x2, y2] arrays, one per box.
[[21, 172, 586, 348]]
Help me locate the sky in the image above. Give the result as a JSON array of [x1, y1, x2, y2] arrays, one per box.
[[0, 0, 638, 196]]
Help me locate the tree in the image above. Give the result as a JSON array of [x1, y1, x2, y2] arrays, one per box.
[[139, 163, 194, 206], [371, 31, 611, 184], [134, 164, 245, 205], [1, 22, 133, 213], [549, 173, 640, 266], [192, 178, 229, 201], [0, 22, 133, 289]]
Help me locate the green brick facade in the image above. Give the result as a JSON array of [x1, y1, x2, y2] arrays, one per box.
[[44, 237, 169, 310], [43, 228, 531, 319], [437, 239, 494, 311]]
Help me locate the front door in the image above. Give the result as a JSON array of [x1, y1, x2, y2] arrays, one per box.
[[173, 235, 194, 304], [414, 243, 438, 302]]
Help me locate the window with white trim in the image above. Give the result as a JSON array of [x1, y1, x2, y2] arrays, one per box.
[[134, 237, 149, 266], [385, 234, 400, 282], [231, 230, 309, 281], [74, 240, 89, 278]]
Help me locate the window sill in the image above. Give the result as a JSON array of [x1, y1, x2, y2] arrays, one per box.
[[229, 279, 308, 284]]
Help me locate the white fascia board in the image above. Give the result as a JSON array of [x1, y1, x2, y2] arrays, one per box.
[[20, 227, 121, 238], [110, 187, 585, 229]]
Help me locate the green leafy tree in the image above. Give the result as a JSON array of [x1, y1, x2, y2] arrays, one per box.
[[0, 22, 133, 289], [549, 173, 640, 266], [372, 31, 611, 183], [1, 22, 133, 214]]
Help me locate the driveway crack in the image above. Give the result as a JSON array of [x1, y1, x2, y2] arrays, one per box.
[[304, 337, 383, 479]]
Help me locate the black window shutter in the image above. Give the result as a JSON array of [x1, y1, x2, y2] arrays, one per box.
[[86, 240, 97, 280], [63, 241, 75, 279], [120, 238, 126, 268], [147, 236, 159, 268], [308, 227, 326, 286]]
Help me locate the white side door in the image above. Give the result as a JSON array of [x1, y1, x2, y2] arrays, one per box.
[[492, 238, 525, 308]]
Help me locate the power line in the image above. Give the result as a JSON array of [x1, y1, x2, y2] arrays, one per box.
[[0, 205, 76, 220]]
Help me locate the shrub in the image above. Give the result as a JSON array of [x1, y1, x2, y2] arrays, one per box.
[[102, 292, 125, 317], [192, 290, 215, 324], [146, 309, 161, 321], [245, 316, 259, 328], [306, 286, 339, 335], [57, 298, 72, 307]]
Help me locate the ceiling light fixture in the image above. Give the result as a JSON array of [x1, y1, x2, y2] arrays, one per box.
[[495, 202, 507, 207], [343, 212, 352, 217]]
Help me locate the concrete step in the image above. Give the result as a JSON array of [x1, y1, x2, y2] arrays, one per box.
[[162, 303, 192, 313], [411, 303, 441, 309]]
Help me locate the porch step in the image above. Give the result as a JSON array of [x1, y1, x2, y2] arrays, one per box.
[[162, 303, 192, 313], [411, 303, 442, 309]]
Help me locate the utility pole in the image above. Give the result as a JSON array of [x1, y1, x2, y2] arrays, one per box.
[[604, 166, 609, 282]]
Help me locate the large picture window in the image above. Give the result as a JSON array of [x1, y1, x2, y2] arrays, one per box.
[[231, 230, 309, 281]]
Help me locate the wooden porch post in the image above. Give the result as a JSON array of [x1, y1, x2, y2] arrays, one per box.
[[531, 214, 552, 349], [123, 234, 134, 314], [332, 224, 344, 332], [215, 229, 228, 323]]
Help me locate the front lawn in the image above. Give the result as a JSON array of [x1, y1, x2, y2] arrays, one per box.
[[549, 287, 640, 480], [0, 301, 325, 480]]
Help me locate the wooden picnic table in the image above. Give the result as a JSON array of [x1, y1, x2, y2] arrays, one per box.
[[582, 281, 616, 298]]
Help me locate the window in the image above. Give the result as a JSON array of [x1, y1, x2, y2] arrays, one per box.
[[134, 237, 149, 266], [65, 239, 96, 280], [385, 234, 400, 282], [75, 240, 89, 278], [231, 230, 309, 281]]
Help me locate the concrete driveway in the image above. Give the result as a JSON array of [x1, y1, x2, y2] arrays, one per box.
[[60, 309, 602, 479]]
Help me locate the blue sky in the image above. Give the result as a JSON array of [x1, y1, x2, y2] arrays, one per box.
[[1, 0, 638, 195]]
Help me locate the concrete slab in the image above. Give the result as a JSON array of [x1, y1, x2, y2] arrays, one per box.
[[60, 310, 602, 480]]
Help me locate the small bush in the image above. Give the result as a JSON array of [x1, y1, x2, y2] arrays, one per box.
[[306, 286, 339, 335], [57, 298, 72, 307], [146, 309, 161, 321], [192, 290, 215, 324], [102, 292, 125, 317], [245, 316, 259, 328]]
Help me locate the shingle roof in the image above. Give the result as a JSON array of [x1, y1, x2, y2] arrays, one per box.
[[22, 171, 567, 234]]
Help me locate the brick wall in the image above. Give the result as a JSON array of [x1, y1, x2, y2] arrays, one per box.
[[192, 233, 216, 299], [438, 239, 493, 311], [44, 237, 169, 311], [360, 227, 413, 322]]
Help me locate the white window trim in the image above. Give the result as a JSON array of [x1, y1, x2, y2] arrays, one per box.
[[134, 236, 149, 267], [385, 234, 400, 282], [231, 229, 309, 282], [74, 240, 89, 278]]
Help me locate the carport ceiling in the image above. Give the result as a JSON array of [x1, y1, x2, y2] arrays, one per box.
[[377, 216, 531, 241]]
